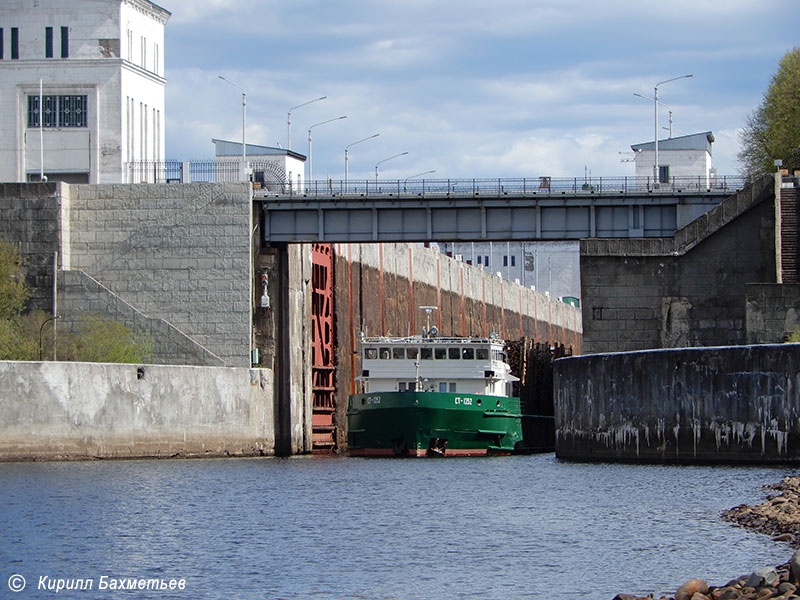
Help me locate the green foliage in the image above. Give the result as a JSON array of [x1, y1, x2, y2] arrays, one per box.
[[788, 324, 800, 343], [0, 237, 153, 364], [739, 47, 800, 176], [60, 313, 154, 364], [0, 240, 30, 320]]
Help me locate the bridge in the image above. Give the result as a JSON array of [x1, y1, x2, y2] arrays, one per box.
[[255, 175, 747, 243]]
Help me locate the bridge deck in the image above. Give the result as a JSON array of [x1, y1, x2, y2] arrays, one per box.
[[256, 177, 746, 243]]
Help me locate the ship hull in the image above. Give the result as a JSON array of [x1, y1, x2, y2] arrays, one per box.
[[347, 391, 523, 457]]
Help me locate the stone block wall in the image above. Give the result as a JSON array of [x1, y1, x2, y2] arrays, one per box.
[[746, 283, 800, 343], [0, 182, 63, 311], [581, 175, 776, 353], [555, 344, 800, 464], [63, 183, 253, 366]]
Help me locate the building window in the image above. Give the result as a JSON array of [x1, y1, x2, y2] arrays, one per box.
[[511, 255, 516, 267], [45, 27, 53, 58], [0, 28, 4, 60], [659, 165, 670, 184], [477, 256, 482, 265], [503, 255, 508, 267], [28, 95, 87, 128], [11, 27, 18, 59], [60, 26, 69, 58], [484, 255, 489, 266]]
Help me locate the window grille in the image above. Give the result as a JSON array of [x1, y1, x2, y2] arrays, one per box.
[[28, 95, 86, 128]]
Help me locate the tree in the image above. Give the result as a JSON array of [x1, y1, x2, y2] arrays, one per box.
[[60, 313, 153, 364], [0, 240, 29, 320], [739, 47, 800, 176], [0, 238, 153, 363]]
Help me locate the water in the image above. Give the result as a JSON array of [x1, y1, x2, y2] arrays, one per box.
[[0, 454, 795, 599]]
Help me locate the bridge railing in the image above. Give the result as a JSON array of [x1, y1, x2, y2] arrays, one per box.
[[265, 175, 747, 199], [123, 161, 747, 198]]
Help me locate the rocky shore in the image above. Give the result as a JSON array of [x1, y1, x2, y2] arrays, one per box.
[[614, 476, 800, 600]]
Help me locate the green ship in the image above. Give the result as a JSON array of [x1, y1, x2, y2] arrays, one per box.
[[347, 315, 524, 457]]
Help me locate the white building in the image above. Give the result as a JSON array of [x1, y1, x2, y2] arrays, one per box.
[[435, 241, 581, 303], [212, 139, 306, 192], [631, 131, 715, 186], [0, 0, 170, 183]]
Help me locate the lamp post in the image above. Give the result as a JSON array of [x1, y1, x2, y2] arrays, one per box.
[[39, 315, 59, 361], [288, 96, 326, 150], [633, 93, 674, 138], [345, 133, 380, 187], [403, 170, 435, 192], [375, 152, 408, 182], [218, 75, 247, 181], [308, 115, 347, 184], [653, 74, 692, 183]]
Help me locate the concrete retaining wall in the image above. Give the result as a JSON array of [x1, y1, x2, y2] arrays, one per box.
[[554, 344, 800, 464], [0, 361, 274, 460]]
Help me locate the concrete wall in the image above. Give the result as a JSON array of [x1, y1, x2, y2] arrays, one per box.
[[581, 174, 776, 353], [0, 361, 274, 461], [333, 241, 583, 448], [554, 344, 800, 464]]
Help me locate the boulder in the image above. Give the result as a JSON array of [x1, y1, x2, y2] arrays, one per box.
[[676, 579, 709, 600], [746, 567, 779, 588], [791, 548, 800, 582]]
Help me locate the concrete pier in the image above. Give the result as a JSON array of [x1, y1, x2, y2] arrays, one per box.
[[555, 344, 800, 464]]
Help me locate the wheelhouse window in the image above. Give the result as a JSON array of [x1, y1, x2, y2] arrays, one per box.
[[379, 347, 390, 359], [420, 347, 432, 360], [462, 347, 474, 360], [448, 347, 460, 359], [363, 347, 377, 360], [475, 348, 489, 360], [407, 347, 418, 360], [392, 347, 404, 360], [434, 347, 446, 360], [28, 95, 87, 128]]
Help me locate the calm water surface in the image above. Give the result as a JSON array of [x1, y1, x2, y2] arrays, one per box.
[[0, 455, 795, 599]]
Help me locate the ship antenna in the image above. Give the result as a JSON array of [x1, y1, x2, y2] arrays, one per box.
[[419, 306, 438, 337]]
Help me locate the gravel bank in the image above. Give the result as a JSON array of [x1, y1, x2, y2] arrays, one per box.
[[614, 476, 800, 600]]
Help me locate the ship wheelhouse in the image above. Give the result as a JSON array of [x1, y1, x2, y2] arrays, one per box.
[[358, 335, 518, 397]]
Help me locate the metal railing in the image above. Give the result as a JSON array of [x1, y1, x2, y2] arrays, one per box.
[[123, 161, 747, 198], [266, 175, 747, 199]]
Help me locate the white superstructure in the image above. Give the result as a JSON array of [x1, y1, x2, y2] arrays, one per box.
[[0, 0, 170, 183], [359, 335, 518, 397]]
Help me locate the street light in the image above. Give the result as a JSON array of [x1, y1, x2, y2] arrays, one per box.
[[39, 315, 59, 361], [308, 115, 347, 184], [375, 152, 408, 182], [633, 93, 674, 138], [653, 74, 692, 183], [344, 133, 380, 185], [218, 75, 247, 181], [287, 96, 326, 150], [403, 170, 435, 191]]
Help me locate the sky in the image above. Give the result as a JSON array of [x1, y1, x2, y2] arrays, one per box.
[[162, 0, 797, 182]]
